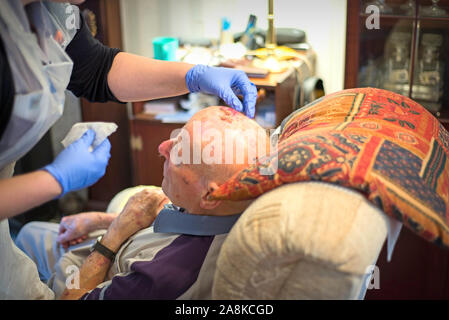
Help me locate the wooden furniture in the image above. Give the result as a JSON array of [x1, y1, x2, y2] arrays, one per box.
[[78, 0, 133, 210], [251, 67, 298, 128], [129, 113, 184, 187], [345, 0, 449, 299], [345, 0, 449, 131]]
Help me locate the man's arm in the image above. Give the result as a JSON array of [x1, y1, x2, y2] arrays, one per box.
[[59, 228, 123, 300], [79, 234, 214, 300], [57, 211, 119, 248], [60, 188, 169, 300]]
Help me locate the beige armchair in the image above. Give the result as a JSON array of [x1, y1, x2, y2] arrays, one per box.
[[212, 181, 391, 299], [107, 181, 392, 300]]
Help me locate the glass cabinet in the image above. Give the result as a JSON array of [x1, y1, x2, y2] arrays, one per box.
[[345, 0, 449, 128], [344, 0, 449, 301]]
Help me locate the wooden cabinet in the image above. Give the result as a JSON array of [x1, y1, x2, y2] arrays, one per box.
[[129, 114, 184, 187], [78, 0, 133, 210], [345, 0, 449, 131], [345, 0, 449, 299], [251, 67, 299, 127]]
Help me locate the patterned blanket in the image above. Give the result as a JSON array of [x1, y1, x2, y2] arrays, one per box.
[[210, 88, 449, 249]]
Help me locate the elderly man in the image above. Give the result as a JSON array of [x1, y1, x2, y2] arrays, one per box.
[[16, 106, 271, 300]]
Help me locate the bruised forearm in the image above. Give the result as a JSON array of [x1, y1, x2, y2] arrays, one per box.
[[60, 250, 111, 300], [96, 212, 119, 229], [107, 52, 193, 102], [60, 229, 124, 300]]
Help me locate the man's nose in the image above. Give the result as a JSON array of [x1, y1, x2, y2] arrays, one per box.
[[158, 139, 174, 159]]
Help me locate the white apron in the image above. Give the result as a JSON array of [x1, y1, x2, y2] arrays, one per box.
[[0, 0, 77, 299]]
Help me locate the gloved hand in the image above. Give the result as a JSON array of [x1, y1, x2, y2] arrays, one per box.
[[185, 64, 257, 118], [43, 129, 111, 197]]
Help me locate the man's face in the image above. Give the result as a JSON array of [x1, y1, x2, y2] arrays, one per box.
[[158, 133, 201, 212]]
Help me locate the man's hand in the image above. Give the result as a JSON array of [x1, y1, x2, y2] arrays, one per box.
[[60, 188, 169, 300], [57, 212, 118, 249], [102, 189, 169, 252]]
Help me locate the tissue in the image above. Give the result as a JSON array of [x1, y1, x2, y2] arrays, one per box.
[[61, 122, 118, 149]]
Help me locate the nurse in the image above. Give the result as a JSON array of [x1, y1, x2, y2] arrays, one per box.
[[0, 0, 257, 299]]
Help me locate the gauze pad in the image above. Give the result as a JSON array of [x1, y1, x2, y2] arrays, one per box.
[[61, 122, 118, 149]]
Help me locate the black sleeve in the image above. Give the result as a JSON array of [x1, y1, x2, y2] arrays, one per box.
[[0, 35, 15, 141], [66, 13, 124, 103]]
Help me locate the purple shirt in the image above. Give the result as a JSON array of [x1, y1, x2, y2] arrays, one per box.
[[81, 205, 241, 300]]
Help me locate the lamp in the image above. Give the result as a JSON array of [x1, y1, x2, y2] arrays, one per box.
[[266, 0, 276, 51], [249, 0, 293, 73]]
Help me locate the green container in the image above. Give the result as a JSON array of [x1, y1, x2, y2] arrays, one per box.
[[152, 37, 179, 61]]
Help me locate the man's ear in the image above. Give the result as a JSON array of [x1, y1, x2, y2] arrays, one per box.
[[199, 182, 221, 210]]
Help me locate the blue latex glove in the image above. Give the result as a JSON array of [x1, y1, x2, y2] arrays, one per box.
[[185, 64, 257, 118], [43, 129, 111, 197]]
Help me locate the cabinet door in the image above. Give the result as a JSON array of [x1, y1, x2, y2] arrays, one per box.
[[81, 101, 132, 207], [78, 0, 132, 210], [410, 16, 449, 123], [129, 119, 184, 186], [349, 1, 416, 93], [346, 0, 449, 124]]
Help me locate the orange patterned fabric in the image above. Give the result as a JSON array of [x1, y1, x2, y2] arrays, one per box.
[[209, 88, 449, 249]]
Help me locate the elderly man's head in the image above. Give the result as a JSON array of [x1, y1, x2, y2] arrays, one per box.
[[158, 106, 271, 215]]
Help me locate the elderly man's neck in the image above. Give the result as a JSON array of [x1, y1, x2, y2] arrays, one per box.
[[189, 199, 254, 216]]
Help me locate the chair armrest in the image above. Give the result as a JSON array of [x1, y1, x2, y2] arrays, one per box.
[[212, 182, 389, 299]]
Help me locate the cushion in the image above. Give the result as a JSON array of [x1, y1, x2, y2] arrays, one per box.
[[212, 182, 388, 299], [209, 88, 449, 249]]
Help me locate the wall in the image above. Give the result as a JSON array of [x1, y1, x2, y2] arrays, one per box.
[[120, 0, 348, 94]]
